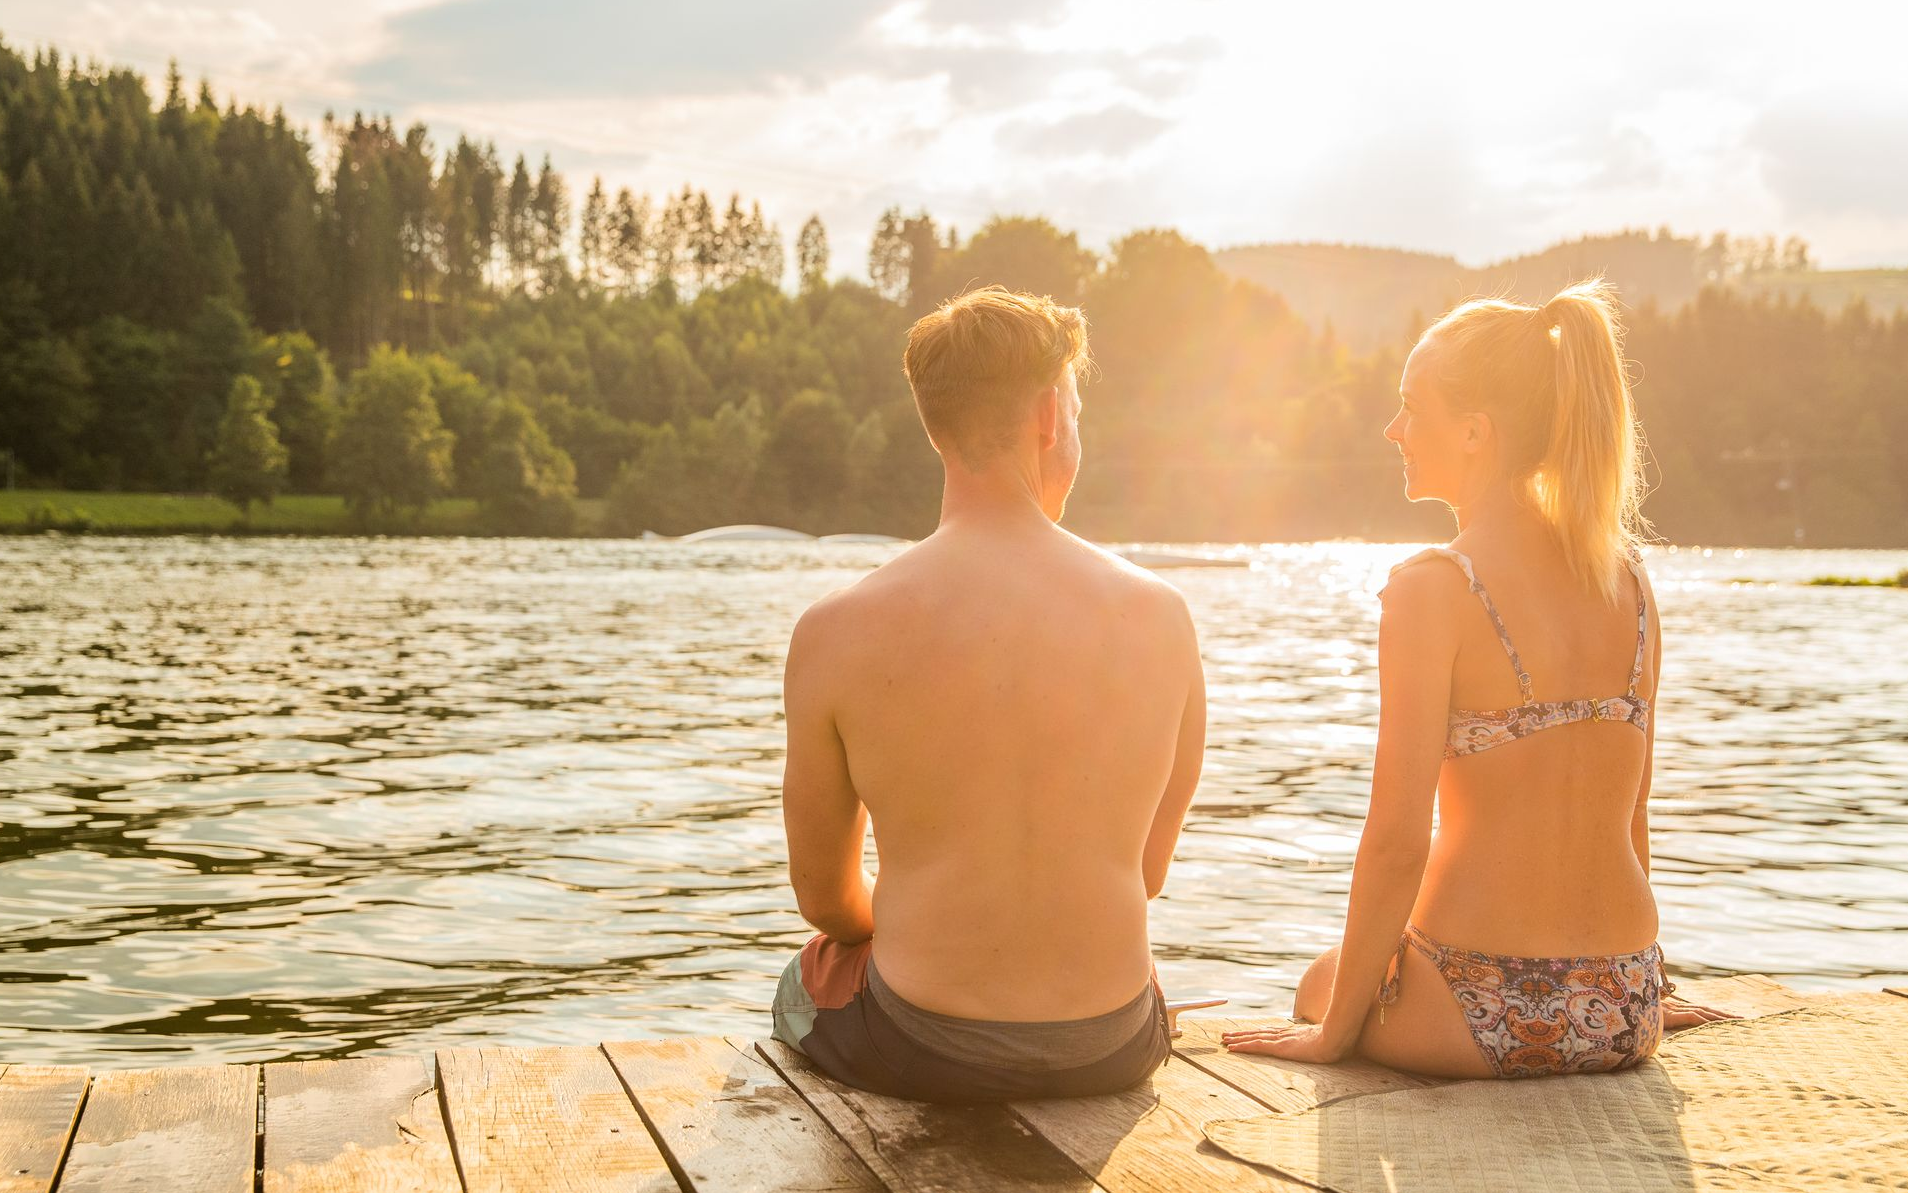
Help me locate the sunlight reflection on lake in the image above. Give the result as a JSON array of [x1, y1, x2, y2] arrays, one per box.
[[1, 536, 1904, 1065]]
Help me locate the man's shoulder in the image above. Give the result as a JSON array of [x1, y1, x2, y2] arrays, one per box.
[[1064, 532, 1193, 616], [789, 547, 925, 646]]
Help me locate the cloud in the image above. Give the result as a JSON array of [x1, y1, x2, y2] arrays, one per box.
[[1000, 104, 1171, 158], [352, 0, 1217, 110], [1269, 120, 1550, 264], [1751, 104, 1908, 221], [353, 0, 890, 103], [1578, 124, 1668, 193], [911, 0, 1073, 31]]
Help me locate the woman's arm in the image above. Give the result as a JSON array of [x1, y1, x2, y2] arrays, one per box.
[[1630, 566, 1662, 872], [1230, 562, 1458, 1061], [1311, 565, 1458, 1056], [1629, 566, 1734, 1027]]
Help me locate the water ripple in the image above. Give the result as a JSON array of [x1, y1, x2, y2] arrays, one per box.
[[1, 536, 1903, 1065]]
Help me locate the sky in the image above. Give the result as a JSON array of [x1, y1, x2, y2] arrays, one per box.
[[6, 0, 1907, 269]]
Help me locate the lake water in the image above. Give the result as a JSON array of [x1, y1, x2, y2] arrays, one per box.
[[2, 537, 1904, 1067]]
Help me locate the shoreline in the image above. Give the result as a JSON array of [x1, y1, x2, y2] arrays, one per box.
[[7, 490, 1908, 552]]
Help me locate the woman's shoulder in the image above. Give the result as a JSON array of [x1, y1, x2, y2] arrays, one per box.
[[1378, 546, 1476, 605]]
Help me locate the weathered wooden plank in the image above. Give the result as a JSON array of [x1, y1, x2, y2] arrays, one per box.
[[1170, 1015, 1438, 1113], [57, 1064, 256, 1193], [262, 1055, 462, 1193], [755, 1039, 1104, 1193], [1673, 974, 1812, 1018], [0, 1065, 89, 1193], [1886, 986, 1905, 999], [1010, 1058, 1310, 1192], [436, 1045, 675, 1193], [602, 1036, 878, 1193]]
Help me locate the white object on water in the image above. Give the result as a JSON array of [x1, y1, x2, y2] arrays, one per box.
[[676, 525, 816, 543], [1119, 549, 1250, 569]]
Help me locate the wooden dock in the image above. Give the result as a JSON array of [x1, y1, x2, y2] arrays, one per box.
[[0, 976, 1899, 1192]]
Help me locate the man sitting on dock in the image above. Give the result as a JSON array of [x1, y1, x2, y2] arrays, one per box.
[[770, 286, 1207, 1102]]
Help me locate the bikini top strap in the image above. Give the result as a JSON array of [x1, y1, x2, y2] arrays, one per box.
[[1393, 547, 1534, 703], [1622, 553, 1649, 698]]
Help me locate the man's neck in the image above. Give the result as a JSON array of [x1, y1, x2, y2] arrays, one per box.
[[938, 460, 1059, 532]]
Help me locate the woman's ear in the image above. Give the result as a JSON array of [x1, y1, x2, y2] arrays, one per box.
[[1036, 384, 1060, 450], [1462, 411, 1493, 454]]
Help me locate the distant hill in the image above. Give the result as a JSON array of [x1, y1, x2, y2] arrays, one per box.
[[1739, 269, 1908, 321], [1216, 232, 1908, 349]]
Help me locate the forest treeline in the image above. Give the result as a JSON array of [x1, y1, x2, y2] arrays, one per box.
[[1, 39, 1904, 546]]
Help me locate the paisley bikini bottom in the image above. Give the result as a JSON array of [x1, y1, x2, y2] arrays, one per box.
[[1377, 924, 1665, 1077]]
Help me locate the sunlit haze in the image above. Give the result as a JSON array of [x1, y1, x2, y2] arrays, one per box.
[[5, 0, 1905, 266]]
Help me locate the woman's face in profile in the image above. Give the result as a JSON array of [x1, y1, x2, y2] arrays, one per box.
[[1384, 338, 1472, 504]]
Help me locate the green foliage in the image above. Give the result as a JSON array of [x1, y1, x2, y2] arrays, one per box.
[[329, 347, 456, 523], [606, 397, 770, 535], [0, 282, 93, 483], [1807, 570, 1908, 587], [920, 216, 1097, 308], [207, 375, 290, 511], [251, 332, 338, 491], [607, 423, 690, 535], [474, 397, 578, 534], [764, 389, 853, 521]]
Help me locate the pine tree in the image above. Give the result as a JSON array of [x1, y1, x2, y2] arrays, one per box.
[[868, 207, 907, 302], [207, 374, 289, 511], [504, 155, 532, 291], [797, 215, 829, 294], [746, 201, 783, 287], [609, 188, 649, 295], [578, 177, 609, 291], [689, 190, 718, 294], [530, 155, 568, 294]]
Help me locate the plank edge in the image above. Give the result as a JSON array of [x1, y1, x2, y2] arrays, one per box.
[[597, 1040, 697, 1193]]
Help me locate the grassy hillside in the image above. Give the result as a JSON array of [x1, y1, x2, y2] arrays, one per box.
[[0, 490, 492, 535], [1742, 270, 1908, 319]]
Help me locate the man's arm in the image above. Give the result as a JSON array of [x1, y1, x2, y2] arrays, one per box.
[[1143, 593, 1206, 899], [782, 600, 876, 943]]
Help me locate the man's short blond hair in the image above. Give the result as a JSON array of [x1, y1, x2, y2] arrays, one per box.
[[902, 286, 1090, 464]]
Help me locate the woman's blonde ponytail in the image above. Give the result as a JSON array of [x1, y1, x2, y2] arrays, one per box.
[[1421, 278, 1649, 605], [1533, 281, 1645, 604]]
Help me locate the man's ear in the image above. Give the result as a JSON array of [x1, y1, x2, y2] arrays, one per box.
[[1036, 385, 1060, 450]]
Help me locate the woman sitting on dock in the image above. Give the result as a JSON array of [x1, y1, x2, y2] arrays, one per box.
[[1225, 280, 1729, 1078]]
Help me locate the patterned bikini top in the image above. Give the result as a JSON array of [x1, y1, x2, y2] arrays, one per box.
[[1386, 547, 1651, 759]]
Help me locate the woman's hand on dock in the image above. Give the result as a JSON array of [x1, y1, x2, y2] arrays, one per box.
[[1662, 995, 1738, 1030], [1220, 1021, 1350, 1063]]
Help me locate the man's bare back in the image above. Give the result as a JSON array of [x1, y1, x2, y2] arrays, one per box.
[[785, 516, 1203, 1021], [773, 288, 1203, 1100]]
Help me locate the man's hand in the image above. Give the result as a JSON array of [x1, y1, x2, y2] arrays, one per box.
[[1163, 997, 1226, 1038]]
